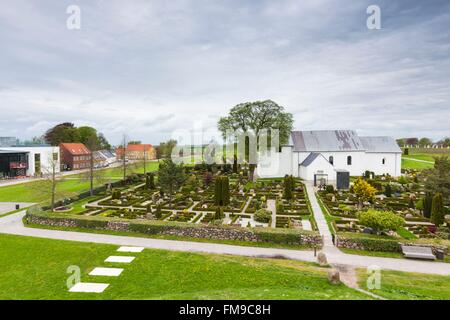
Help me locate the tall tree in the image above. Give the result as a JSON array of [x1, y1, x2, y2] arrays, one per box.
[[431, 193, 444, 226], [158, 159, 185, 204], [423, 156, 450, 198], [30, 152, 67, 210], [44, 123, 80, 146], [419, 137, 432, 147], [352, 177, 377, 209], [218, 100, 294, 180]]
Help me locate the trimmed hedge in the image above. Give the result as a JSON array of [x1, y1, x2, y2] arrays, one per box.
[[337, 233, 402, 252], [26, 207, 322, 247]]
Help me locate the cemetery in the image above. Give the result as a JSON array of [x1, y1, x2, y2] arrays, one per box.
[[26, 162, 321, 247]]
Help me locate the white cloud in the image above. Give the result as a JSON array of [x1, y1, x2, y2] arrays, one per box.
[[0, 0, 449, 144]]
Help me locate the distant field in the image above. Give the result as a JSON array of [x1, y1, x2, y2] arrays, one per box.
[[401, 157, 434, 170], [0, 162, 159, 203], [401, 148, 448, 170]]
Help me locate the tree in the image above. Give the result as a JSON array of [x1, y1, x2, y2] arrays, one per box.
[[384, 184, 392, 197], [431, 193, 444, 225], [283, 175, 293, 200], [358, 209, 404, 234], [423, 192, 433, 218], [352, 177, 377, 209], [214, 176, 223, 206], [423, 156, 450, 198], [419, 137, 432, 147], [405, 137, 418, 146], [254, 209, 271, 223], [44, 123, 80, 146], [157, 139, 177, 159], [30, 153, 67, 211], [396, 138, 405, 147], [97, 133, 111, 150], [218, 100, 294, 180], [221, 176, 230, 206], [214, 176, 230, 206], [146, 172, 155, 189], [158, 159, 185, 204]]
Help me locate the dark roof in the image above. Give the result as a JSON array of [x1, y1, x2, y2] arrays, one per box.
[[300, 153, 321, 167], [291, 130, 365, 152], [360, 136, 402, 153]]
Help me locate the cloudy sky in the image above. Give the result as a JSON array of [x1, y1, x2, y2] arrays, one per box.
[[0, 0, 449, 145]]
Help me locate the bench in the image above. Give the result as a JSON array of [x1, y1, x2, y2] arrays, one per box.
[[401, 245, 436, 260]]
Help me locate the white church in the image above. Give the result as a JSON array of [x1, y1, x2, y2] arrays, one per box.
[[257, 130, 402, 187]]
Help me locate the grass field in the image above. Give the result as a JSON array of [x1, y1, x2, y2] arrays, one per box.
[[0, 162, 159, 203], [401, 157, 434, 170], [357, 268, 450, 300], [0, 234, 369, 300]]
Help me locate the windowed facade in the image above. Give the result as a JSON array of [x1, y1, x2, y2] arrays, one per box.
[[347, 155, 352, 165], [329, 156, 334, 165]]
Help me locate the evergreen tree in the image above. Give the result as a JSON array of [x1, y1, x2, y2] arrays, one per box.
[[384, 184, 392, 197], [283, 175, 292, 200], [431, 193, 444, 225], [423, 192, 433, 218], [214, 176, 223, 206], [222, 176, 230, 206]]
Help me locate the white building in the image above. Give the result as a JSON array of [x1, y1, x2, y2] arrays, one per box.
[[257, 130, 402, 186], [0, 146, 60, 176]]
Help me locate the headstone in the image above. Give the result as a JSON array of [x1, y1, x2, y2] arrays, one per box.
[[327, 269, 340, 285], [317, 252, 328, 266]]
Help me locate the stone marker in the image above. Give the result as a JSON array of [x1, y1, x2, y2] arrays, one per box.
[[317, 252, 328, 266], [69, 282, 109, 293], [328, 269, 340, 285]]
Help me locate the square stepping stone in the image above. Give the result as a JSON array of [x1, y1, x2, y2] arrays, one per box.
[[105, 256, 135, 263], [89, 267, 123, 277], [69, 282, 109, 293], [117, 246, 144, 253]]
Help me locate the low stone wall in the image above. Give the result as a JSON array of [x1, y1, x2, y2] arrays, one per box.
[[26, 212, 322, 248], [336, 234, 447, 255]]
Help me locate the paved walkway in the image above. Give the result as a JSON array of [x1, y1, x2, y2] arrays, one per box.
[[0, 211, 449, 275], [305, 183, 336, 252]]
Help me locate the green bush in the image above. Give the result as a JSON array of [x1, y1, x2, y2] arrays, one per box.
[[254, 209, 272, 223], [358, 209, 405, 233]]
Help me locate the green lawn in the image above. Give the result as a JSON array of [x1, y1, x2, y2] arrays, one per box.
[[0, 234, 369, 300], [0, 162, 159, 203], [401, 158, 434, 170], [357, 268, 450, 300]]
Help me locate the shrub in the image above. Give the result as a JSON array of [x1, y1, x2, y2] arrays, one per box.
[[254, 209, 272, 223], [423, 192, 433, 218], [431, 193, 444, 226], [325, 185, 335, 193], [358, 209, 405, 233], [384, 184, 392, 197], [111, 189, 121, 200]]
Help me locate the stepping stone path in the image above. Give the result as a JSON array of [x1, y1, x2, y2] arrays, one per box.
[[69, 283, 109, 293], [68, 246, 144, 293], [105, 256, 135, 263], [89, 267, 124, 277]]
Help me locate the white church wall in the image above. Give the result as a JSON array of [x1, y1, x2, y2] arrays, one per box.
[[256, 146, 293, 178], [362, 153, 401, 177], [299, 156, 336, 181]]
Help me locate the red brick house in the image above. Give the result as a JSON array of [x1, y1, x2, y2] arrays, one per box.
[[59, 143, 91, 171], [115, 144, 155, 161]]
